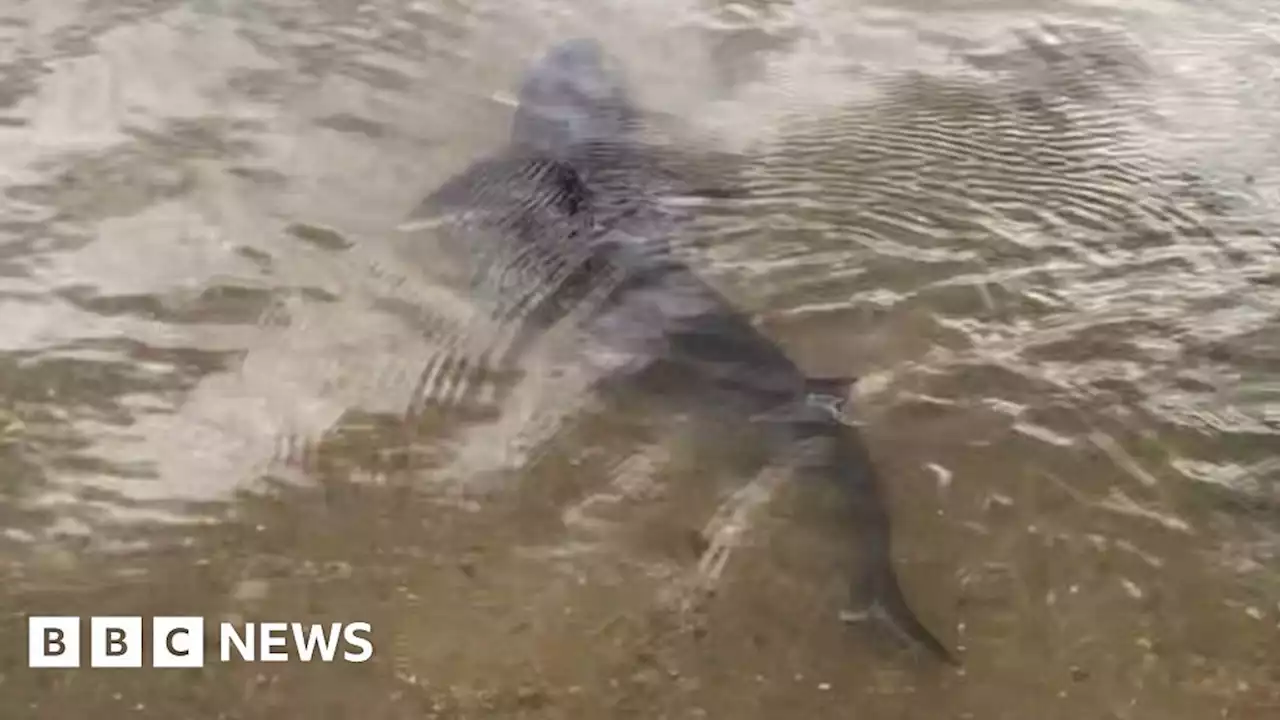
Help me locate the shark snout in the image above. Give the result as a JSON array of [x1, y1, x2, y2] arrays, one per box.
[[511, 38, 634, 154]]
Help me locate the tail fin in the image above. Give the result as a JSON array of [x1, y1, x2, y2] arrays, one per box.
[[812, 424, 957, 665], [847, 556, 958, 665]]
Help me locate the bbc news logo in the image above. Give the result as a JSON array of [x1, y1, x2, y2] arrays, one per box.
[[28, 616, 373, 668]]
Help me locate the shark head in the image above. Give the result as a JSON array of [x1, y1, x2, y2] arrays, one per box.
[[510, 38, 637, 155]]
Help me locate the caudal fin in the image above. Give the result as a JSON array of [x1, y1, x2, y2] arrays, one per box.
[[848, 560, 958, 665], [813, 423, 957, 665]]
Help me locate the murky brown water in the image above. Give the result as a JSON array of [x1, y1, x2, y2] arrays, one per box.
[[2, 0, 1279, 718]]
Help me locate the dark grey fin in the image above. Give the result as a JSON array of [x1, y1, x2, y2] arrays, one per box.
[[407, 150, 591, 223], [844, 562, 959, 666], [402, 148, 607, 373], [820, 421, 955, 665]]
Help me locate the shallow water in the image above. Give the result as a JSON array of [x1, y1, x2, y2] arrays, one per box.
[[1, 0, 1278, 718]]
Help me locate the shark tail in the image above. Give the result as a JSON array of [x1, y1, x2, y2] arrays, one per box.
[[852, 553, 958, 665], [808, 421, 957, 665]]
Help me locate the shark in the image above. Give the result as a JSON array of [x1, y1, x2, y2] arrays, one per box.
[[406, 37, 955, 664]]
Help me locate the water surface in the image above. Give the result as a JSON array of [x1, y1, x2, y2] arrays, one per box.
[[1, 0, 1277, 718]]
